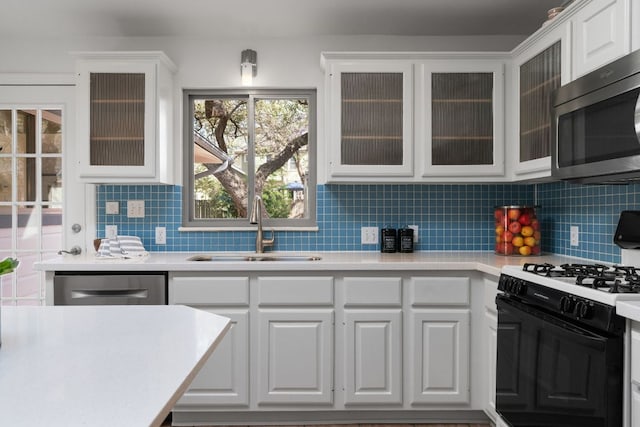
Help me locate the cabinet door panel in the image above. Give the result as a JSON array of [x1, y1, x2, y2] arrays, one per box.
[[572, 0, 630, 79], [257, 310, 333, 405], [344, 310, 402, 405], [420, 60, 504, 177], [411, 309, 470, 404], [325, 59, 414, 179], [485, 310, 498, 419], [176, 309, 249, 407]]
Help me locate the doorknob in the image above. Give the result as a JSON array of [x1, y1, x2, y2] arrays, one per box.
[[58, 246, 82, 256], [71, 223, 82, 233]]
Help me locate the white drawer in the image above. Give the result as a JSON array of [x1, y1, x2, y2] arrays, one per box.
[[171, 274, 249, 305], [410, 276, 470, 306], [343, 276, 402, 307], [258, 276, 334, 306]]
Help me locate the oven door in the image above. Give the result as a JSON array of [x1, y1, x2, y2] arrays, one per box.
[[495, 294, 623, 427]]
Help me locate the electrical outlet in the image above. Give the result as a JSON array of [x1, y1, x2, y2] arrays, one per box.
[[105, 201, 119, 215], [105, 225, 117, 239], [361, 226, 379, 245], [408, 225, 419, 243], [155, 227, 166, 245], [570, 225, 579, 246], [127, 200, 145, 218]]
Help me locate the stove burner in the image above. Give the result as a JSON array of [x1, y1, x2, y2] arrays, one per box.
[[522, 262, 640, 293]]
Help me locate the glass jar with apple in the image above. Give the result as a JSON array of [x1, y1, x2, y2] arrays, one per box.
[[494, 205, 541, 256]]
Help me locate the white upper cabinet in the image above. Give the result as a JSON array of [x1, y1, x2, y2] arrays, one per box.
[[74, 51, 176, 183], [323, 56, 414, 180], [417, 59, 505, 178], [511, 22, 570, 179], [322, 53, 507, 183], [571, 0, 632, 79]]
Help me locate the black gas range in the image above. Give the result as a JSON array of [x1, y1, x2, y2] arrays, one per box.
[[495, 261, 636, 427]]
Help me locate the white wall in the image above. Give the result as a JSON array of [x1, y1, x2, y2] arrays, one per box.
[[0, 34, 525, 184]]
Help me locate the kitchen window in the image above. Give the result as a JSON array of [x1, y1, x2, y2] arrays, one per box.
[[182, 89, 316, 229]]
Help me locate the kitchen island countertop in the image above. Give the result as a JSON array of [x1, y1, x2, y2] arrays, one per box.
[[36, 251, 588, 277], [0, 305, 230, 427]]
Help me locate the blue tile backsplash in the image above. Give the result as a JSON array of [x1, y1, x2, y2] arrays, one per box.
[[96, 181, 640, 263]]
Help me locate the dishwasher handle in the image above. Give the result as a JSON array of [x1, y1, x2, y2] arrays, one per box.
[[70, 289, 149, 299]]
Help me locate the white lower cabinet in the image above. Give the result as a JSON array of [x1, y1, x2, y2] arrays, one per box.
[[169, 274, 250, 408], [169, 271, 490, 422], [256, 309, 334, 405], [409, 276, 471, 405], [256, 276, 334, 406], [483, 276, 499, 421], [342, 276, 403, 405], [410, 310, 470, 404]]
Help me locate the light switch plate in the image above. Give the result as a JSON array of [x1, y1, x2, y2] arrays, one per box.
[[105, 201, 119, 215], [127, 200, 145, 218], [570, 225, 579, 246]]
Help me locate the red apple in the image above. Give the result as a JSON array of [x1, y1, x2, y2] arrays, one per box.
[[501, 230, 514, 243], [503, 243, 514, 255], [531, 219, 540, 231], [518, 213, 532, 225], [508, 221, 522, 234], [494, 209, 504, 222]]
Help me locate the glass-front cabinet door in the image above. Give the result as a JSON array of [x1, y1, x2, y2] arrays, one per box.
[[513, 24, 569, 179], [418, 60, 504, 177], [74, 52, 175, 183], [324, 59, 413, 180]]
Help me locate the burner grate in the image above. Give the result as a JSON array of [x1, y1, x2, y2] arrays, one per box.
[[522, 263, 640, 293]]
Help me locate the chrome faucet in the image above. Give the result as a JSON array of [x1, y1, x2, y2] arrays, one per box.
[[249, 195, 275, 253]]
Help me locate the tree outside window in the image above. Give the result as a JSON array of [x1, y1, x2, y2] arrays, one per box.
[[183, 89, 316, 228]]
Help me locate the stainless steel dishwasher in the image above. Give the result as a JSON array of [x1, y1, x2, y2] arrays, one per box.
[[53, 271, 167, 305]]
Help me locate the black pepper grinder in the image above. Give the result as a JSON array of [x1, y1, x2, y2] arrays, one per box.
[[399, 227, 414, 253], [381, 227, 397, 253]]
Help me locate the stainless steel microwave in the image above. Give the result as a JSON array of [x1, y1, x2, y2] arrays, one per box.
[[552, 49, 640, 184]]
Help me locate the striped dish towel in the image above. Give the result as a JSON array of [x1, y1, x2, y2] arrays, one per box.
[[97, 235, 148, 258]]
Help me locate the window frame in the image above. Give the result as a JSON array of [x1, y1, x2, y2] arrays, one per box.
[[182, 88, 317, 229]]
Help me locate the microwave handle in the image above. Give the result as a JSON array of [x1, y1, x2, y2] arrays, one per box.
[[635, 92, 640, 141]]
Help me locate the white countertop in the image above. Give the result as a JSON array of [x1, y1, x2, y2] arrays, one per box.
[[36, 251, 586, 277], [617, 301, 640, 323], [0, 305, 230, 427]]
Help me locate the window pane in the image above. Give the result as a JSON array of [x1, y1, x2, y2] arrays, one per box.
[[42, 158, 62, 202], [0, 158, 11, 202], [16, 157, 37, 202], [192, 97, 248, 220], [15, 252, 40, 299], [17, 205, 39, 251], [42, 205, 63, 251], [16, 110, 36, 154], [0, 110, 11, 154], [42, 109, 62, 153], [254, 98, 310, 219]]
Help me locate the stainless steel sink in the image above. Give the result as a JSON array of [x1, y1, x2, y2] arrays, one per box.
[[186, 254, 322, 262]]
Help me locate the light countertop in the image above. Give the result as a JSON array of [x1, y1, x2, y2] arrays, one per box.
[[616, 301, 640, 323], [0, 305, 230, 427], [36, 251, 587, 277]]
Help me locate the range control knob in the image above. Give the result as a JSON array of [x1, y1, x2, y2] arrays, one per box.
[[575, 301, 591, 319], [514, 280, 527, 295], [560, 296, 574, 313]]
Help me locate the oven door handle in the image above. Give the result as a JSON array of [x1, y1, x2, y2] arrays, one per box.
[[496, 294, 608, 344]]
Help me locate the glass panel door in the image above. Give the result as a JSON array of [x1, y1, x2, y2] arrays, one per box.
[[520, 42, 561, 162], [340, 72, 403, 165], [0, 106, 64, 305]]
